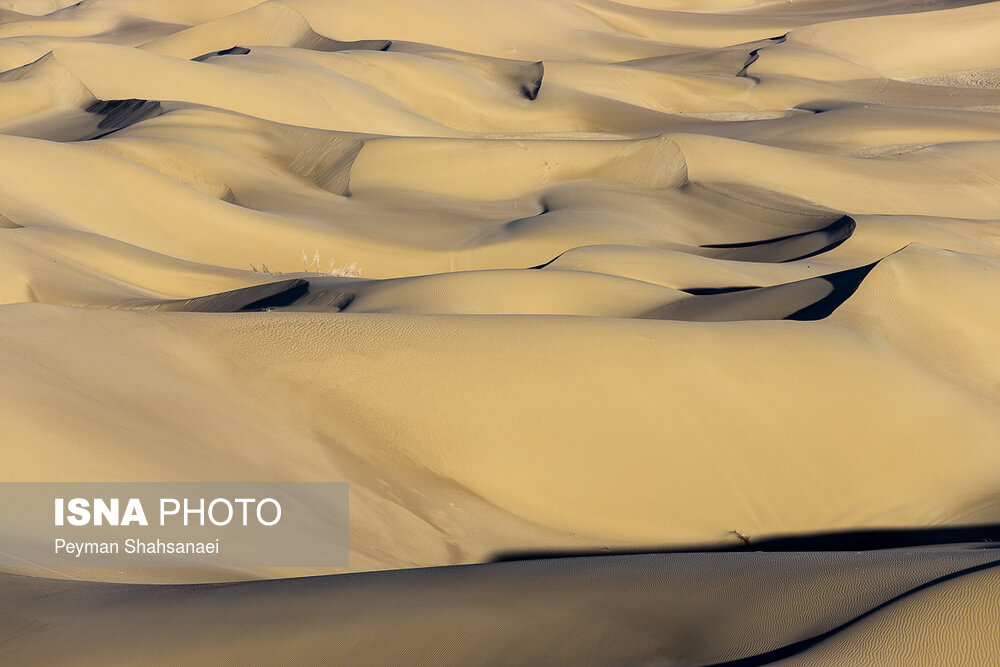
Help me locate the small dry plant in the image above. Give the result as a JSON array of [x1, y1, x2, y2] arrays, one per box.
[[250, 250, 362, 277]]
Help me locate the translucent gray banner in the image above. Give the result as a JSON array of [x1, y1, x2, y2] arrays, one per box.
[[0, 483, 348, 567]]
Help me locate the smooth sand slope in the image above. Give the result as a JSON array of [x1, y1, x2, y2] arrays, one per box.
[[3, 549, 1000, 665], [1, 0, 1000, 664]]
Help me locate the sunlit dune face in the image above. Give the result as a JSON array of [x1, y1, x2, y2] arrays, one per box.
[[1, 0, 999, 664]]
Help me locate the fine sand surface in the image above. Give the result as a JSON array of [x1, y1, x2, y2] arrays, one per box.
[[1, 0, 1000, 664], [3, 549, 1000, 665]]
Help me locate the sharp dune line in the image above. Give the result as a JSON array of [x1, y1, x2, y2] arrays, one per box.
[[1, 0, 999, 664]]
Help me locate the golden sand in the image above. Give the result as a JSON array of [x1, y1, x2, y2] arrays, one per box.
[[1, 0, 999, 663]]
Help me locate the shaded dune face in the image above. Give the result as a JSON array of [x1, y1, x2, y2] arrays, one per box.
[[85, 97, 163, 135], [1, 0, 1000, 663], [2, 551, 1000, 665], [699, 214, 856, 263], [190, 45, 251, 62]]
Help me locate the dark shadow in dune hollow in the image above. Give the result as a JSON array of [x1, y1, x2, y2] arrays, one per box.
[[192, 45, 251, 62], [528, 256, 561, 270], [490, 524, 1000, 563], [681, 285, 760, 295], [239, 279, 311, 310], [701, 215, 856, 263], [85, 98, 163, 139], [533, 257, 871, 322], [125, 279, 361, 313], [127, 278, 310, 312], [311, 38, 392, 53], [737, 35, 785, 82], [521, 61, 544, 101], [784, 261, 876, 320]]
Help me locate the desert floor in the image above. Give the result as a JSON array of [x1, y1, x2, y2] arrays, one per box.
[[1, 0, 1000, 664]]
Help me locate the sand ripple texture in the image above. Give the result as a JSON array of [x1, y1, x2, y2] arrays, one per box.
[[1, 0, 1000, 664]]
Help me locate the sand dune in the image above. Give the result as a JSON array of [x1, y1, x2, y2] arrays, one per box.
[[1, 0, 999, 663], [3, 549, 999, 665]]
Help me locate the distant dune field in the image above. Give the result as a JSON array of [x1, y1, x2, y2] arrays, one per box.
[[1, 0, 1000, 664]]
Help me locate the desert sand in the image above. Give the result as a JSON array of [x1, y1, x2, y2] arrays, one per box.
[[1, 0, 999, 664]]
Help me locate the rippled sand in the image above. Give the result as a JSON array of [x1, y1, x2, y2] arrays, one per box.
[[1, 0, 999, 664]]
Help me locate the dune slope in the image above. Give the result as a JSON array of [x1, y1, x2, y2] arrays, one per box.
[[1, 0, 999, 664]]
